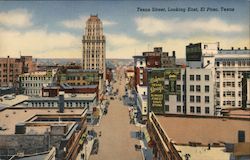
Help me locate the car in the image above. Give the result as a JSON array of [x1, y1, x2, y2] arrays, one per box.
[[110, 97, 114, 100], [91, 139, 99, 154]]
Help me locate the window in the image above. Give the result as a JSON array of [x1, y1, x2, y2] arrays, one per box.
[[190, 75, 194, 81], [177, 94, 181, 102], [190, 106, 195, 113], [205, 86, 209, 92], [177, 85, 181, 90], [216, 82, 220, 87], [177, 106, 181, 113], [205, 107, 210, 114], [165, 105, 169, 112], [217, 72, 220, 78], [190, 85, 194, 92], [165, 95, 169, 101], [196, 107, 201, 113], [216, 62, 220, 66], [196, 75, 201, 81], [216, 92, 220, 97], [238, 82, 241, 87], [140, 61, 143, 65], [196, 96, 201, 103], [205, 75, 209, 81], [196, 85, 200, 92], [190, 96, 194, 102], [205, 96, 209, 103], [238, 131, 245, 143]]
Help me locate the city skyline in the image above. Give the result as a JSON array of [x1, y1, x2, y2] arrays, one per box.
[[0, 0, 249, 59]]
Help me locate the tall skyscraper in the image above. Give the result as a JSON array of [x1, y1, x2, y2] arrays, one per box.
[[82, 15, 106, 80]]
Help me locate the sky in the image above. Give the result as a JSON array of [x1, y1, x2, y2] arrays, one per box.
[[0, 0, 249, 59]]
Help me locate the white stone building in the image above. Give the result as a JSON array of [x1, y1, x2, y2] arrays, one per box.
[[186, 42, 250, 110], [82, 15, 106, 77], [215, 48, 250, 109], [185, 67, 215, 115], [19, 70, 56, 96]]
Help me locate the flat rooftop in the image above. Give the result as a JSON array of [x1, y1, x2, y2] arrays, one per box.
[[0, 108, 85, 135], [0, 95, 29, 107], [156, 114, 250, 145], [221, 108, 250, 119], [175, 145, 230, 160], [28, 93, 96, 101]]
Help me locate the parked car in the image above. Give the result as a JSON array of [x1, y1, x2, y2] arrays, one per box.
[[91, 139, 99, 154]]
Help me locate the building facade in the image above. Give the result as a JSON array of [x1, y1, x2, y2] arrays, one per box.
[[57, 69, 99, 86], [19, 70, 56, 96], [147, 67, 187, 115], [0, 56, 36, 88], [82, 15, 106, 79], [215, 48, 250, 109], [242, 72, 250, 108], [42, 84, 99, 99], [185, 67, 215, 115], [133, 47, 176, 88], [186, 42, 250, 109]]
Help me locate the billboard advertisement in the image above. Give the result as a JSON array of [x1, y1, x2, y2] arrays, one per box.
[[148, 69, 165, 113]]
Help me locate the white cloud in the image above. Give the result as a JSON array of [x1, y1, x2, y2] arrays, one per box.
[[135, 16, 243, 36], [106, 33, 139, 47], [0, 9, 33, 28], [0, 28, 81, 58], [61, 16, 117, 29], [60, 16, 88, 29], [102, 20, 117, 26]]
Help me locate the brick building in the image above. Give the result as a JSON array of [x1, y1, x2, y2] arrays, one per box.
[[0, 56, 36, 88], [133, 47, 176, 88]]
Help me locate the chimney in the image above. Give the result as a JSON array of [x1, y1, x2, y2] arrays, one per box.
[[244, 47, 247, 50], [238, 48, 241, 50], [58, 91, 65, 113], [166, 52, 169, 56], [231, 47, 234, 50], [172, 51, 176, 57]]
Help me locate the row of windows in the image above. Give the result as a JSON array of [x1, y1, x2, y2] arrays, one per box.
[[164, 105, 183, 113], [22, 83, 44, 87], [165, 94, 183, 102], [217, 81, 242, 88], [84, 42, 105, 45], [190, 85, 209, 92], [190, 106, 210, 114], [31, 101, 90, 107], [190, 96, 210, 103], [25, 90, 41, 95], [217, 61, 250, 67], [20, 76, 51, 81], [189, 74, 209, 81], [217, 71, 244, 79]]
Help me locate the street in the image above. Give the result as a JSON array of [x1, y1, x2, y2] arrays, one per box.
[[89, 69, 142, 160]]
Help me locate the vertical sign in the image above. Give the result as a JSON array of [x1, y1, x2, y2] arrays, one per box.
[[164, 69, 180, 95], [149, 70, 165, 113]]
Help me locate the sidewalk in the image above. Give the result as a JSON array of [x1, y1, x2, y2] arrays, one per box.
[[138, 126, 153, 160], [76, 137, 95, 160]]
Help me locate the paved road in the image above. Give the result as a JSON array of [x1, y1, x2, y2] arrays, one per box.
[[89, 70, 142, 160]]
